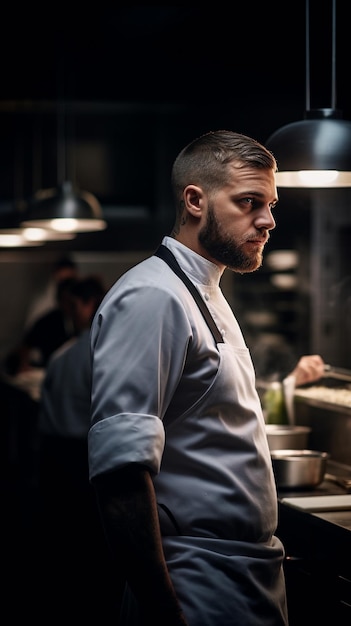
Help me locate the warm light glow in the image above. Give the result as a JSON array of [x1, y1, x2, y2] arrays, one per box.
[[0, 233, 45, 247], [299, 170, 338, 184], [21, 217, 107, 233], [51, 218, 85, 232], [23, 227, 76, 241], [275, 170, 351, 188], [266, 250, 299, 271], [23, 227, 50, 241], [270, 274, 298, 289], [0, 234, 25, 246]]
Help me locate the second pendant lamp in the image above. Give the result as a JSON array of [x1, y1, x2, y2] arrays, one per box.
[[22, 180, 107, 233], [21, 94, 107, 233], [266, 0, 351, 188]]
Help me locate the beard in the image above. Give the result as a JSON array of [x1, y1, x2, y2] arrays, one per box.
[[198, 204, 266, 273]]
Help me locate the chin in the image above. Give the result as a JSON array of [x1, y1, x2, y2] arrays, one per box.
[[242, 257, 263, 273]]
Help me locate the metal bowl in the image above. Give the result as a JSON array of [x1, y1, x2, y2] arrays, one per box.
[[265, 424, 311, 451], [270, 449, 329, 489]]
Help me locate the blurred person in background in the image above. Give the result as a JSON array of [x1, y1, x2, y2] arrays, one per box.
[[14, 276, 78, 374], [4, 256, 78, 377], [24, 255, 78, 330], [0, 266, 79, 566], [34, 274, 123, 620]]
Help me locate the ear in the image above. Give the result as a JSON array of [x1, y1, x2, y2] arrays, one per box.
[[183, 185, 205, 218]]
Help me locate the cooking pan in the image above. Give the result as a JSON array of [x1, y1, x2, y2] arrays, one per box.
[[265, 424, 311, 451], [270, 449, 329, 489]]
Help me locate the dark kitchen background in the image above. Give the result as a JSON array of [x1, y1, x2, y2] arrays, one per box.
[[1, 2, 351, 367], [2, 8, 351, 624]]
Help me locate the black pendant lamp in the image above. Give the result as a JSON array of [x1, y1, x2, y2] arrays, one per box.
[[21, 180, 107, 233], [0, 128, 77, 247], [0, 212, 76, 246], [266, 0, 351, 188], [21, 95, 107, 233]]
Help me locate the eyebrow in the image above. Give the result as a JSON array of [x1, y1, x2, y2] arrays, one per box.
[[239, 190, 279, 204]]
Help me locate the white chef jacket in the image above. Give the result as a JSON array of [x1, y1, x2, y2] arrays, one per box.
[[88, 236, 288, 626], [39, 330, 92, 438]]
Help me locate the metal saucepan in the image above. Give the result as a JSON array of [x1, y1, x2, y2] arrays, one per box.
[[265, 424, 311, 451], [270, 449, 329, 489]]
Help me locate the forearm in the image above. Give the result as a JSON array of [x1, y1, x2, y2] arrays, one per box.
[[93, 466, 188, 625]]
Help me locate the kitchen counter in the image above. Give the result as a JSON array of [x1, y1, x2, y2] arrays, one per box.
[[269, 372, 351, 623], [277, 459, 351, 532], [276, 460, 351, 625]]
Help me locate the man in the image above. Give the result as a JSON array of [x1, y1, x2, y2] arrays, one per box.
[[24, 256, 78, 330], [88, 130, 323, 626], [38, 275, 106, 440], [36, 276, 123, 620], [4, 257, 78, 378], [16, 276, 78, 372]]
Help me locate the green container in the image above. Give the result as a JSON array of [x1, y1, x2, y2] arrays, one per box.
[[262, 381, 288, 425]]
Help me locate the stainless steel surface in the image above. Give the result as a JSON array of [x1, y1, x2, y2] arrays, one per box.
[[271, 449, 329, 489], [324, 364, 351, 383], [265, 425, 311, 451], [277, 460, 351, 498], [324, 473, 351, 492]]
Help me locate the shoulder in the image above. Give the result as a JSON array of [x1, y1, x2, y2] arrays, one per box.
[[91, 256, 200, 348], [48, 336, 78, 363], [99, 255, 195, 319]]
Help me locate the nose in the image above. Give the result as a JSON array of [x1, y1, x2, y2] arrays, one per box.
[[255, 206, 276, 231]]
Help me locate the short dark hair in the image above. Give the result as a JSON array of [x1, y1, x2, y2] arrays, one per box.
[[171, 130, 277, 207], [56, 277, 77, 303], [71, 276, 106, 306], [53, 256, 77, 272]]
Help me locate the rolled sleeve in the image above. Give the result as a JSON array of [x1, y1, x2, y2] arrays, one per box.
[[88, 258, 193, 482], [88, 411, 165, 480]]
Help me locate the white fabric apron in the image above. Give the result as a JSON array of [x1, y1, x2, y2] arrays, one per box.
[[118, 246, 288, 626]]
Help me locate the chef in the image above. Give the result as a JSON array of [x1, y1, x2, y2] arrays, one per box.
[[88, 130, 322, 626]]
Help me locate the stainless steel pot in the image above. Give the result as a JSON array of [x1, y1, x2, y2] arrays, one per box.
[[270, 449, 329, 489], [265, 424, 311, 451]]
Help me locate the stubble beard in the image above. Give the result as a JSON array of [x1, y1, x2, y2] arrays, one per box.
[[198, 205, 264, 273]]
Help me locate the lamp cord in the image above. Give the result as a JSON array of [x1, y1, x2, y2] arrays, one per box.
[[306, 0, 337, 112], [331, 0, 336, 110], [57, 49, 66, 187], [305, 0, 310, 111]]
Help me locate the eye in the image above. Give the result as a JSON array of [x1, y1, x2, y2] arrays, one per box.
[[241, 197, 254, 207]]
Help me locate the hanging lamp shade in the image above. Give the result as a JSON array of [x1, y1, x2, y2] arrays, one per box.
[[0, 207, 76, 246], [266, 109, 351, 188], [21, 180, 107, 233], [266, 0, 351, 188]]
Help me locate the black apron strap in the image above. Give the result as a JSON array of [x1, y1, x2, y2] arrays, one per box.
[[154, 244, 224, 344]]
